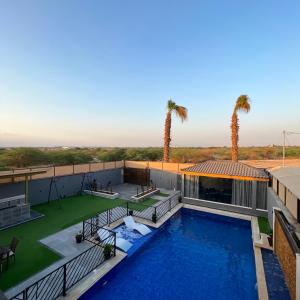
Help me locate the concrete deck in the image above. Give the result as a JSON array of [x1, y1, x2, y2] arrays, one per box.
[[39, 223, 91, 257]]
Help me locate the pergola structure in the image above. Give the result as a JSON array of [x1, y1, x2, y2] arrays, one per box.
[[0, 169, 48, 204]]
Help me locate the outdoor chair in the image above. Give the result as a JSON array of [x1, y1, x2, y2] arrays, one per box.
[[0, 246, 10, 272], [97, 228, 132, 252], [123, 216, 151, 236], [7, 237, 19, 263], [0, 253, 5, 273]]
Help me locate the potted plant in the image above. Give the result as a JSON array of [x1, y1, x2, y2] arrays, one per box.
[[75, 231, 83, 243], [152, 213, 157, 223], [104, 244, 113, 259]]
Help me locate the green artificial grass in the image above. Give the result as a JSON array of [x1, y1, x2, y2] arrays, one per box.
[[0, 195, 126, 291], [126, 198, 159, 211], [258, 217, 273, 235], [157, 192, 169, 197]]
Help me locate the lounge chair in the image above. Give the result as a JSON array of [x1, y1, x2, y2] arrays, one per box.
[[123, 216, 151, 236], [97, 228, 132, 252]]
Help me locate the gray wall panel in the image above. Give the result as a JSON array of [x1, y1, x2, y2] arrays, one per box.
[[150, 169, 181, 190], [0, 168, 123, 206], [267, 187, 286, 228]]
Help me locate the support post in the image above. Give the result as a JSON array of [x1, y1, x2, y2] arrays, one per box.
[[296, 253, 300, 300], [283, 130, 286, 167], [25, 175, 29, 204], [82, 221, 85, 240], [114, 233, 116, 257]]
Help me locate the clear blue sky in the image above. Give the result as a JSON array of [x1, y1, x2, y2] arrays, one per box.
[[0, 0, 300, 147]]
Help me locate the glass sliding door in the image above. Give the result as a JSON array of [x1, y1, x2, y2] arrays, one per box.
[[184, 175, 233, 204]]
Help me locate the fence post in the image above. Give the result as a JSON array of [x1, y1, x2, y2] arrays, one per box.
[[155, 207, 157, 223], [114, 232, 116, 257], [107, 209, 110, 226], [82, 221, 85, 240], [90, 219, 93, 237], [72, 164, 75, 174], [127, 202, 129, 215], [23, 289, 27, 300], [169, 198, 171, 211], [63, 264, 67, 296]]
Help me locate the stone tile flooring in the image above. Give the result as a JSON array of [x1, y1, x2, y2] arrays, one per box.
[[40, 223, 91, 257]]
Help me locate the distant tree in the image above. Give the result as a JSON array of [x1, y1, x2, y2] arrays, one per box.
[[96, 149, 126, 162], [49, 150, 92, 165], [231, 95, 251, 162], [163, 99, 188, 162], [2, 148, 48, 167]]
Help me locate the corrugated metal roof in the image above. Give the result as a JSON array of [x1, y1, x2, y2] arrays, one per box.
[[181, 160, 269, 180], [270, 167, 300, 199]]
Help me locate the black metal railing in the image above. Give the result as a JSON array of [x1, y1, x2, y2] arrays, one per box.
[[127, 202, 155, 222], [83, 193, 180, 230], [10, 229, 116, 300]]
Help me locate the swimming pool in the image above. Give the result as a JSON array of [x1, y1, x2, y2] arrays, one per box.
[[80, 208, 258, 300]]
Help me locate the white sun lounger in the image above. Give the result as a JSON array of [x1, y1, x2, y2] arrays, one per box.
[[97, 228, 132, 252], [123, 216, 151, 236]]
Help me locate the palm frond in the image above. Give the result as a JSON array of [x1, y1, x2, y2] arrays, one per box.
[[234, 95, 251, 113], [167, 99, 177, 111], [175, 106, 188, 122]]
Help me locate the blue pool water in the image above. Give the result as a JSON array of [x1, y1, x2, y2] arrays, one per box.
[[81, 208, 258, 300]]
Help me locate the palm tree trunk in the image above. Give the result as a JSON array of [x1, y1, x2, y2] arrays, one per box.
[[231, 112, 239, 162], [164, 111, 172, 162]]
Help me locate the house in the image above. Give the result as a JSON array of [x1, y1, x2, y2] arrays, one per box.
[[181, 160, 269, 216]]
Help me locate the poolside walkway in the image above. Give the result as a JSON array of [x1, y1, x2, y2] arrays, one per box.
[[40, 223, 90, 257]]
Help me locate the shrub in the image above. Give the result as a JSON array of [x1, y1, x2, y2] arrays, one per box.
[[152, 213, 157, 223], [104, 244, 113, 259]]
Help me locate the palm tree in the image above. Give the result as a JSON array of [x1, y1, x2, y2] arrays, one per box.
[[164, 99, 188, 162], [231, 95, 251, 162]]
